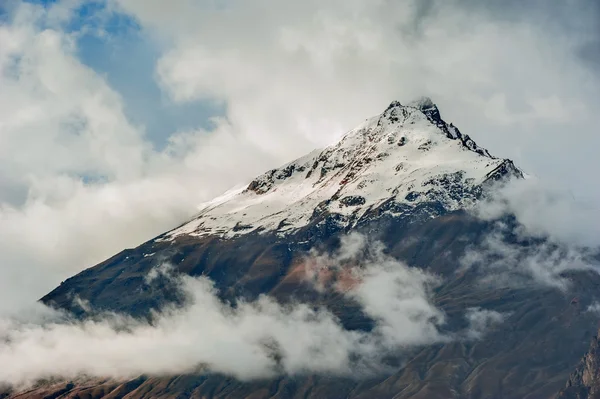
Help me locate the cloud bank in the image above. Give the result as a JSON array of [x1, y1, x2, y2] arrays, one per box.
[[0, 233, 513, 388], [0, 234, 470, 387]]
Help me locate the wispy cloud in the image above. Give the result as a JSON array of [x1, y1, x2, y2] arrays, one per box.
[[461, 179, 600, 290]]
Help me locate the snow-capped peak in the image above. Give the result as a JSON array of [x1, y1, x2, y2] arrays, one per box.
[[162, 99, 523, 240]]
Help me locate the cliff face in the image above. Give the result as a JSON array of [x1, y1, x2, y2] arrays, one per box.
[[559, 328, 600, 399]]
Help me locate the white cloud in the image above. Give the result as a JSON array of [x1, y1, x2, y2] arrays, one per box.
[[0, 232, 515, 388], [0, 2, 280, 313], [464, 307, 507, 340], [306, 233, 447, 347], [0, 234, 454, 387], [0, 275, 357, 386], [476, 179, 600, 249], [587, 302, 600, 314], [456, 176, 600, 291], [0, 7, 146, 185], [460, 227, 598, 291], [112, 0, 600, 196], [461, 180, 600, 291]]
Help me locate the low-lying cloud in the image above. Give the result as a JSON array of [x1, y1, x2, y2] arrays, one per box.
[[464, 307, 509, 340], [0, 234, 505, 388], [460, 179, 600, 290], [476, 179, 600, 248]]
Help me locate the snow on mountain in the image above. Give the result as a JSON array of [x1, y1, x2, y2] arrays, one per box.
[[162, 98, 523, 240]]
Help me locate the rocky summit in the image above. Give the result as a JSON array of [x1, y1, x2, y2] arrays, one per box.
[[163, 98, 521, 241]]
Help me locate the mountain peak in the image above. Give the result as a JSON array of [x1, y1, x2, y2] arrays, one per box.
[[161, 98, 523, 241], [407, 96, 436, 110], [374, 97, 492, 159], [405, 96, 441, 124], [385, 96, 436, 110], [386, 100, 403, 109]]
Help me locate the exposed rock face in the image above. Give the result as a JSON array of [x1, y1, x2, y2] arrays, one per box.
[[558, 328, 600, 399]]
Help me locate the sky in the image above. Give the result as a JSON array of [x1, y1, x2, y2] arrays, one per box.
[[0, 0, 599, 387]]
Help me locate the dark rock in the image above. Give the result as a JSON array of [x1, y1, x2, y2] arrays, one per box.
[[339, 195, 366, 207], [557, 329, 600, 399]]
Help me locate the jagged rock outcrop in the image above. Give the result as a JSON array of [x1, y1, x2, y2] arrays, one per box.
[[558, 328, 600, 399]]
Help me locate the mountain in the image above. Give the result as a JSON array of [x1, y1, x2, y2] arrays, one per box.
[[558, 327, 600, 399], [4, 99, 599, 399]]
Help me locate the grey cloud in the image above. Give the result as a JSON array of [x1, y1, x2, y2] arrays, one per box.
[[459, 230, 596, 291], [579, 40, 600, 70], [451, 0, 600, 73], [464, 307, 507, 340], [461, 179, 600, 291]]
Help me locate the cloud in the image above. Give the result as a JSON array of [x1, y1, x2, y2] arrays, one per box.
[[586, 302, 600, 314], [0, 233, 508, 388], [0, 275, 357, 386], [0, 234, 457, 387], [460, 178, 600, 291], [459, 223, 598, 291], [112, 0, 600, 195], [0, 0, 598, 312], [0, 1, 282, 314], [476, 179, 600, 249], [305, 233, 446, 347], [464, 307, 507, 340]]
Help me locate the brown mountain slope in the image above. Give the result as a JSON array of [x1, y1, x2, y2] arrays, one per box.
[[3, 210, 600, 399]]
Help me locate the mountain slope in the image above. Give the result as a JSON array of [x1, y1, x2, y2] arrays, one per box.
[[5, 99, 599, 399]]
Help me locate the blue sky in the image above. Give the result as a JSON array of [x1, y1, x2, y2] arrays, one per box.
[[76, 26, 222, 149], [31, 0, 223, 150]]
